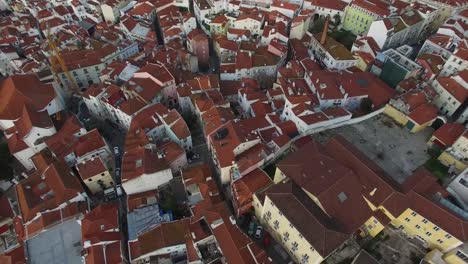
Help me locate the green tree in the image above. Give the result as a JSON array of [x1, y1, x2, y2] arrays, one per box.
[[360, 98, 373, 114], [333, 13, 341, 27], [310, 17, 325, 34]]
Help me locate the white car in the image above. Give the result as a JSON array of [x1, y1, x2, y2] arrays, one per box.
[[254, 226, 263, 239], [113, 147, 120, 156]]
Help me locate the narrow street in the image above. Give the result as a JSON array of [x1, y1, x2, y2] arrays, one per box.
[[186, 115, 224, 192]]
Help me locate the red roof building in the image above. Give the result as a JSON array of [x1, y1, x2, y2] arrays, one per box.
[[81, 203, 123, 264], [16, 161, 86, 237], [0, 75, 56, 130], [121, 146, 172, 195], [429, 123, 466, 149], [231, 168, 272, 216]]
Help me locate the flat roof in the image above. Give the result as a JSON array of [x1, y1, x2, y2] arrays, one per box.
[[127, 204, 173, 240], [26, 219, 82, 264]]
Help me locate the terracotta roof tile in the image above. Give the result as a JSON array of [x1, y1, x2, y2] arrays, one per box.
[[0, 75, 56, 121], [232, 169, 272, 215], [82, 203, 120, 244], [436, 77, 468, 103], [121, 147, 169, 182], [432, 123, 466, 146], [16, 161, 84, 222], [76, 157, 108, 180], [74, 129, 107, 158], [408, 103, 438, 125], [265, 181, 350, 257], [131, 219, 190, 260]]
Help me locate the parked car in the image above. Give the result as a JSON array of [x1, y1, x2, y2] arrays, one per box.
[[255, 226, 263, 239], [115, 185, 123, 197], [104, 187, 116, 201], [248, 222, 256, 236], [113, 146, 120, 156], [274, 244, 289, 261]]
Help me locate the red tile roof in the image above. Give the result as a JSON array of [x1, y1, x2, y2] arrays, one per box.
[[350, 0, 390, 17], [16, 161, 84, 222], [121, 146, 169, 182], [85, 241, 123, 264], [137, 63, 175, 84], [211, 14, 229, 25], [74, 129, 107, 158], [201, 106, 235, 136], [45, 115, 83, 159], [401, 91, 428, 111], [309, 0, 347, 11], [271, 0, 300, 11], [299, 112, 330, 125], [0, 244, 26, 264], [436, 77, 468, 103], [130, 219, 191, 260], [14, 105, 53, 138], [432, 123, 466, 147], [408, 103, 438, 125], [263, 181, 350, 257], [129, 2, 155, 16], [76, 157, 108, 180], [82, 203, 120, 245], [209, 118, 265, 168], [277, 140, 373, 234], [322, 107, 351, 118], [159, 141, 185, 165], [204, 202, 271, 264], [232, 168, 272, 216], [0, 75, 56, 121]]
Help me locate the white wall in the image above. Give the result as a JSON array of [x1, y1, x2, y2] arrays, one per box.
[[448, 168, 468, 209], [122, 168, 173, 195]]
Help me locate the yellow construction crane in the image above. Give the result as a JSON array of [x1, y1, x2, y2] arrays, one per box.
[[46, 25, 82, 97]]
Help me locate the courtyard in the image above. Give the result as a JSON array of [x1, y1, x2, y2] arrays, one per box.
[[314, 114, 433, 183]]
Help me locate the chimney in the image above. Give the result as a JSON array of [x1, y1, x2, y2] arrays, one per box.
[[320, 15, 330, 45]]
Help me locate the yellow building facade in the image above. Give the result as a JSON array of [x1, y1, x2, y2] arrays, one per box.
[[258, 195, 325, 264], [84, 170, 115, 194], [383, 104, 434, 133], [438, 152, 467, 173], [259, 139, 468, 264], [383, 104, 409, 126], [390, 209, 462, 253], [210, 21, 229, 35], [443, 247, 468, 264]]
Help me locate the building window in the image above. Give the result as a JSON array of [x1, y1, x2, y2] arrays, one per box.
[[436, 239, 443, 244], [301, 254, 310, 264], [445, 234, 452, 239], [411, 212, 417, 217], [405, 217, 410, 222], [425, 232, 432, 236], [273, 220, 279, 230], [433, 226, 440, 231], [283, 232, 290, 242], [415, 225, 421, 229], [291, 242, 299, 252], [422, 219, 428, 224], [456, 251, 468, 261]]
